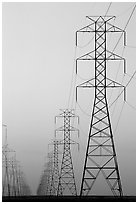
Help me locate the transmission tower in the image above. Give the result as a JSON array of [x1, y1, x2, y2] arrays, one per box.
[[2, 124, 31, 197], [49, 139, 61, 195], [37, 170, 47, 195], [46, 152, 54, 196], [55, 109, 79, 196], [2, 146, 11, 197], [37, 163, 50, 195], [37, 140, 60, 196], [76, 16, 126, 196], [2, 124, 10, 196], [2, 141, 15, 196], [37, 154, 54, 196], [11, 156, 20, 196]]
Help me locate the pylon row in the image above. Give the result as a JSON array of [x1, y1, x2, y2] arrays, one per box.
[[37, 109, 79, 196], [2, 125, 31, 197]]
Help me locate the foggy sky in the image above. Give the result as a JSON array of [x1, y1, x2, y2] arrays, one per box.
[[2, 2, 136, 195]]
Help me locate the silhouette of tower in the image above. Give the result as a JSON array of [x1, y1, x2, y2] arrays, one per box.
[[55, 109, 79, 196], [76, 16, 126, 196], [51, 140, 60, 195], [47, 139, 61, 196], [47, 153, 54, 195], [2, 124, 15, 197], [2, 145, 11, 196], [37, 163, 51, 196]]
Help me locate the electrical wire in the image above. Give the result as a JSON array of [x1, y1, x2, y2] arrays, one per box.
[[110, 54, 126, 118], [70, 74, 77, 110], [112, 5, 136, 52], [76, 73, 92, 82], [77, 36, 94, 49], [125, 101, 136, 111], [123, 5, 136, 30], [114, 102, 125, 133], [117, 3, 136, 17], [108, 7, 136, 116], [125, 72, 136, 79], [67, 47, 77, 109], [76, 101, 91, 117], [110, 74, 125, 118], [105, 2, 112, 16], [108, 46, 126, 103], [109, 71, 136, 108]]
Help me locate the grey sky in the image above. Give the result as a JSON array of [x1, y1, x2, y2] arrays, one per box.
[[2, 2, 136, 195]]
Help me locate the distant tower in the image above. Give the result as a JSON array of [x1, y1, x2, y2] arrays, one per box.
[[47, 139, 61, 195], [2, 145, 11, 196], [55, 109, 79, 196], [2, 124, 15, 197], [51, 140, 60, 195], [2, 125, 31, 197], [2, 124, 10, 196], [47, 153, 54, 196], [76, 16, 126, 196], [37, 164, 50, 195]]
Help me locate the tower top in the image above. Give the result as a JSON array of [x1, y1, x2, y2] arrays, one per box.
[[86, 15, 115, 23]]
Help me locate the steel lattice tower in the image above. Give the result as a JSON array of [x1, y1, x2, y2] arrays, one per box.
[[2, 125, 31, 196], [37, 169, 48, 195], [55, 109, 79, 196], [37, 140, 60, 196], [51, 140, 60, 195], [2, 145, 11, 197], [40, 165, 50, 195], [48, 139, 60, 195], [76, 16, 126, 196], [2, 143, 16, 196], [47, 153, 54, 195]]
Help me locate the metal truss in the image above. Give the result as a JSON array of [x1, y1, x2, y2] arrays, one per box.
[[37, 140, 61, 196], [46, 153, 54, 195], [2, 125, 31, 197], [2, 147, 31, 196], [2, 145, 14, 197], [55, 109, 79, 196], [76, 16, 125, 196], [48, 139, 61, 195], [37, 166, 50, 195]]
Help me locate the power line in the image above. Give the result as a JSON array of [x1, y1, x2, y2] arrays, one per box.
[[113, 5, 136, 52], [125, 101, 136, 111], [77, 36, 94, 49], [125, 72, 136, 79], [109, 46, 126, 103], [117, 3, 136, 17], [124, 5, 136, 30], [109, 71, 136, 108], [114, 102, 125, 133], [111, 73, 126, 118], [76, 102, 91, 117], [105, 2, 112, 16], [68, 47, 77, 109]]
